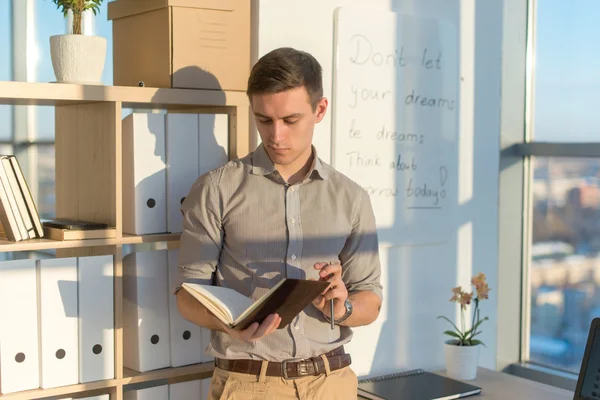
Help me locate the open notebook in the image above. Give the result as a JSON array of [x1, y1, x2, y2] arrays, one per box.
[[181, 278, 329, 330], [358, 369, 481, 400]]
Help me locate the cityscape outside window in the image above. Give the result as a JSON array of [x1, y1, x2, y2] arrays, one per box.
[[528, 1, 600, 373]]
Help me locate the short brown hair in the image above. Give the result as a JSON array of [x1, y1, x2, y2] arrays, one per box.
[[247, 47, 323, 110]]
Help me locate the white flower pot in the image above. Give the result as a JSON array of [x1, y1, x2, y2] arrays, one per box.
[[50, 34, 107, 85], [444, 340, 481, 380]]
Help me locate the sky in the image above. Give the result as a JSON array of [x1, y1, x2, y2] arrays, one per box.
[[0, 1, 598, 142], [533, 0, 600, 142]]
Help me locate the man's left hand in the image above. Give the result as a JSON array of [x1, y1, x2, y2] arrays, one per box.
[[312, 261, 348, 320]]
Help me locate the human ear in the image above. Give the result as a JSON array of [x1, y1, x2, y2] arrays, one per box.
[[315, 97, 328, 123]]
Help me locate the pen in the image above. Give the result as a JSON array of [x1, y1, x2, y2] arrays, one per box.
[[330, 299, 335, 330], [324, 264, 335, 330]]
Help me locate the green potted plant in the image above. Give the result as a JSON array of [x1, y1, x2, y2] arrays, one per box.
[[49, 0, 106, 84], [438, 272, 491, 380]]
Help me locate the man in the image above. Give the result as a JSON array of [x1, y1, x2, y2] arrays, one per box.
[[176, 47, 383, 399]]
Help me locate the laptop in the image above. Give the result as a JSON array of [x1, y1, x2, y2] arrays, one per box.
[[357, 368, 482, 400], [574, 318, 600, 399]]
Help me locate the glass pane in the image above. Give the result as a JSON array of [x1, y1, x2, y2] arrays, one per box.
[[532, 1, 600, 142], [0, 106, 13, 142], [0, 2, 10, 79], [0, 146, 14, 231], [36, 144, 55, 220], [0, 2, 12, 141], [530, 157, 600, 372], [33, 1, 113, 141], [0, 144, 13, 157]]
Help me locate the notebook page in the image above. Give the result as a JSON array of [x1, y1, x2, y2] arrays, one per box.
[[183, 283, 253, 323]]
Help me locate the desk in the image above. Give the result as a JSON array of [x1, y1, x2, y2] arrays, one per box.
[[439, 367, 573, 399]]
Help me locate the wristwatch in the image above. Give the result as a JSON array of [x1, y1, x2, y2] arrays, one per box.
[[325, 298, 353, 325]]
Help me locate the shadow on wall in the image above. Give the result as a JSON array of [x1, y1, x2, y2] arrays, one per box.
[[123, 66, 229, 239]]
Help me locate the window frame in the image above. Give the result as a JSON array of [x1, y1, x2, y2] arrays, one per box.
[[498, 0, 600, 389]]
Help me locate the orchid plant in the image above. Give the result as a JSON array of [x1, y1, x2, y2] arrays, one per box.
[[438, 273, 491, 346]]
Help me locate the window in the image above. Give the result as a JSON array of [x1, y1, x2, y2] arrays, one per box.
[[0, 2, 12, 141], [1, 0, 113, 219], [525, 0, 600, 374]]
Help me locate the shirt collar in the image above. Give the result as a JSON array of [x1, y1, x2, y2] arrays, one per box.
[[251, 144, 329, 181]]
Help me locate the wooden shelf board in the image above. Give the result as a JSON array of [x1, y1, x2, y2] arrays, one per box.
[[120, 233, 180, 245], [0, 237, 120, 252], [0, 234, 180, 252], [123, 363, 214, 385], [0, 363, 214, 399], [0, 81, 247, 108], [0, 378, 119, 400]]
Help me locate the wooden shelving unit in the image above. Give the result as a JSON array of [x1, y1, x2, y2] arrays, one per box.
[[0, 81, 249, 399], [0, 363, 214, 400]]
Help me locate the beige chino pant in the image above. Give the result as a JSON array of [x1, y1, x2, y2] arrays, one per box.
[[208, 357, 358, 400]]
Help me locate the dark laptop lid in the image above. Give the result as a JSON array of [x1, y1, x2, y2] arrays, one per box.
[[574, 318, 600, 400], [358, 369, 481, 400]]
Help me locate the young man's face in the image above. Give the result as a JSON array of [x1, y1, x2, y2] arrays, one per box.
[[252, 86, 327, 169]]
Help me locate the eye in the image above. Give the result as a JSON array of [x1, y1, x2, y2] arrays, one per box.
[[258, 118, 272, 124], [284, 119, 299, 125]]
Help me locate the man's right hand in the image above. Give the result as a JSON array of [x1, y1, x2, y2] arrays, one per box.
[[224, 313, 282, 342]]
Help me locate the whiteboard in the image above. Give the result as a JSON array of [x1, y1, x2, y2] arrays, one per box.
[[332, 7, 459, 246]]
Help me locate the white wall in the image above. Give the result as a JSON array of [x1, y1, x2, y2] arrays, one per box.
[[255, 0, 502, 377]]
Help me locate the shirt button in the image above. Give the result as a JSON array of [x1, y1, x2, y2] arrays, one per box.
[[290, 218, 296, 224], [290, 187, 295, 192], [291, 254, 297, 260], [295, 325, 300, 330]]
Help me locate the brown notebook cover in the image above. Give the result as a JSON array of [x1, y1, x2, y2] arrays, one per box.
[[183, 278, 331, 331], [235, 279, 330, 331]]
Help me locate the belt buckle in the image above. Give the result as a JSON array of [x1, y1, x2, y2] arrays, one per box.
[[281, 357, 320, 379], [297, 360, 310, 377], [281, 359, 291, 380]]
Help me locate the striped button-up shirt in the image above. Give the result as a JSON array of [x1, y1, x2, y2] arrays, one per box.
[[177, 144, 382, 362]]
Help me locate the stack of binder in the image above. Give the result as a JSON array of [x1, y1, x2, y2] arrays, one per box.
[[123, 249, 213, 373], [0, 155, 44, 241], [0, 255, 115, 394], [122, 113, 229, 236]]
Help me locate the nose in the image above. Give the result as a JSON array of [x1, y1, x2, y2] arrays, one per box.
[[271, 120, 286, 144]]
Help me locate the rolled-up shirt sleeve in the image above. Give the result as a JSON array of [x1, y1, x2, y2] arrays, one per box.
[[339, 189, 383, 302], [176, 171, 223, 291]]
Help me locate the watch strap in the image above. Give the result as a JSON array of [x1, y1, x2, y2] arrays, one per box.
[[324, 299, 353, 324]]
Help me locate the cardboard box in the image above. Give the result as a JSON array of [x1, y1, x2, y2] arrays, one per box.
[[108, 0, 250, 92]]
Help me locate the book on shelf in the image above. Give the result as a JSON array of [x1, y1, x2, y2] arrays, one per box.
[[42, 225, 117, 241], [0, 155, 43, 242], [357, 369, 482, 400], [41, 219, 113, 241], [180, 278, 330, 331], [9, 156, 43, 237]]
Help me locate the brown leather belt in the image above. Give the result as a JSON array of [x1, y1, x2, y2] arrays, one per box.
[[214, 346, 351, 379]]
